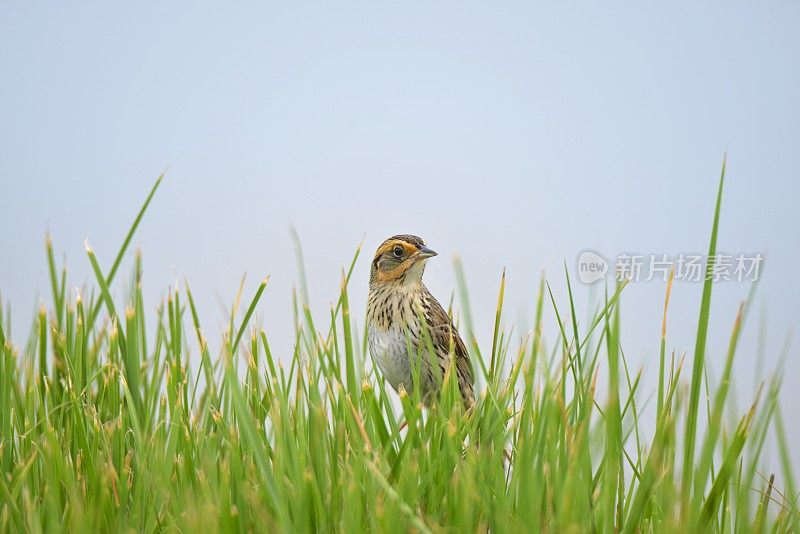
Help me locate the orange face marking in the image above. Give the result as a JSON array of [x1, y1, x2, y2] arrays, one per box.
[[372, 239, 420, 262], [372, 238, 426, 283], [376, 257, 417, 283]]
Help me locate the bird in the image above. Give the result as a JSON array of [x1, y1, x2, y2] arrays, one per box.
[[366, 234, 475, 408]]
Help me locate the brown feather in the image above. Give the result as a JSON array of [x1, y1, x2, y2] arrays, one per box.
[[367, 234, 475, 408]]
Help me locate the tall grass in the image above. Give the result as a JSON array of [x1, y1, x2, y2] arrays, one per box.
[[0, 164, 797, 532]]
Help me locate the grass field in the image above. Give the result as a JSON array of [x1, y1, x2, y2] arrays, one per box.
[[1, 165, 797, 532]]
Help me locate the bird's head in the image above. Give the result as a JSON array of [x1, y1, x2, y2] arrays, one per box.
[[370, 234, 437, 287]]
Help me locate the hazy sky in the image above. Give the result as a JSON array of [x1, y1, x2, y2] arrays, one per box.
[[2, 3, 798, 460]]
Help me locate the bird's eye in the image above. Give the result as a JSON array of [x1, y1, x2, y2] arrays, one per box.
[[392, 246, 404, 257]]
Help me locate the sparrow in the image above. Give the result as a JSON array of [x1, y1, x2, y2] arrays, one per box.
[[366, 235, 474, 408]]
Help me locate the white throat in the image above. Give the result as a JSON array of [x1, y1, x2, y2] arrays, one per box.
[[402, 258, 428, 286]]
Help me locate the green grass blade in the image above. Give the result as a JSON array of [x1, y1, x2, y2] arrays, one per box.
[[682, 155, 726, 514]]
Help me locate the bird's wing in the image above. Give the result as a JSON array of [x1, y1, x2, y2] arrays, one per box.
[[422, 288, 475, 406]]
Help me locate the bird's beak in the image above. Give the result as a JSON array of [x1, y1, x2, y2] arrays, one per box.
[[416, 246, 437, 259]]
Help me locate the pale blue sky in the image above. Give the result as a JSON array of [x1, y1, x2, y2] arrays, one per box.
[[1, 3, 798, 459]]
